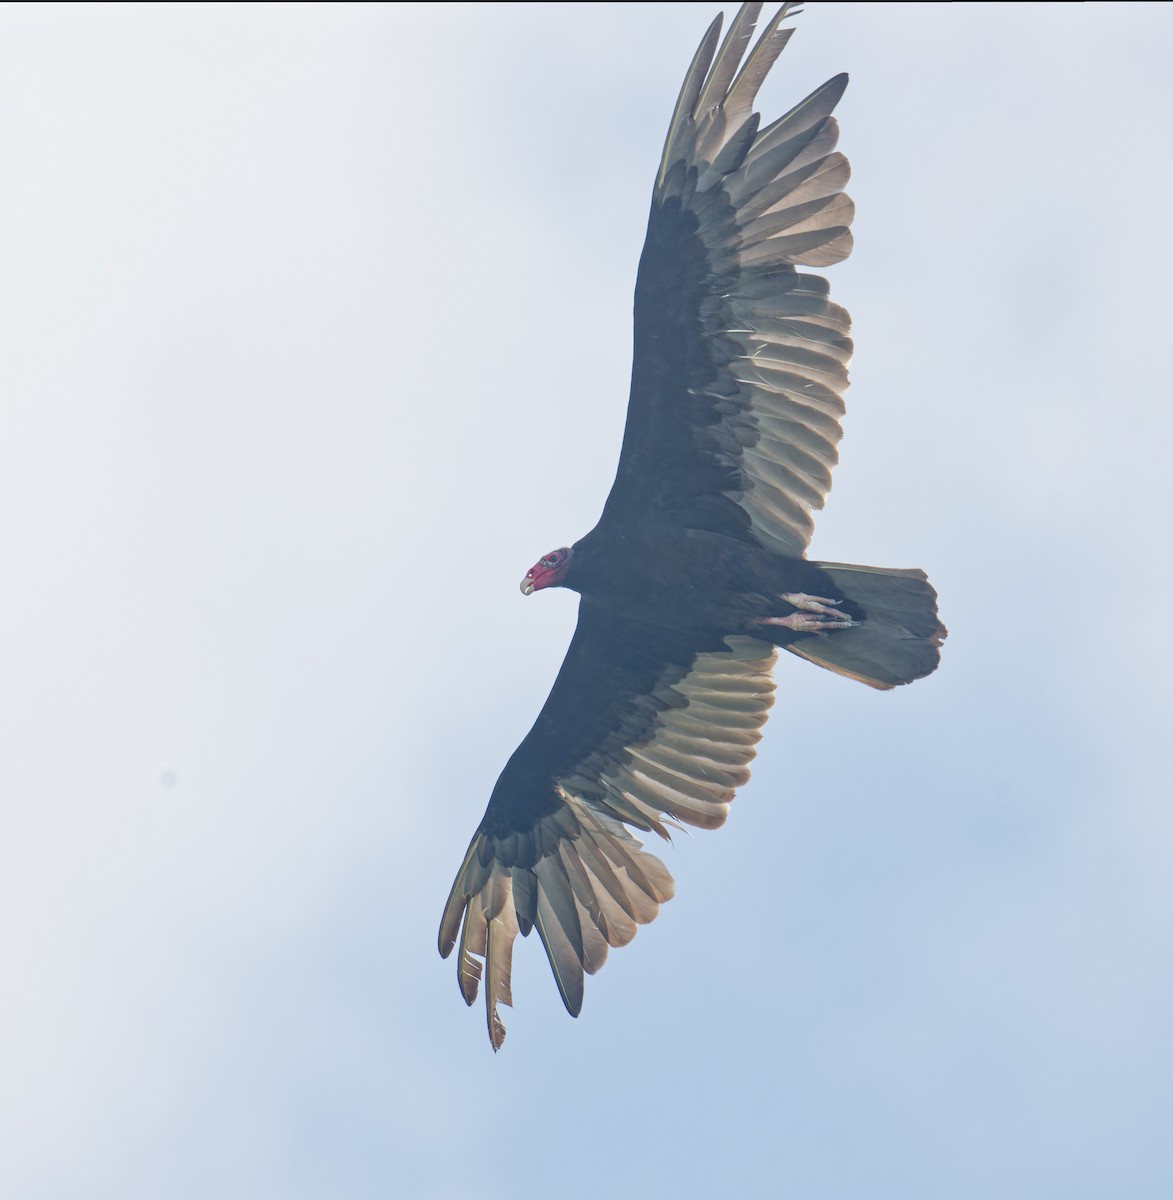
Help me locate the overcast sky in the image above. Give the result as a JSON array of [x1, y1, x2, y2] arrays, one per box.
[[2, 3, 1171, 1197]]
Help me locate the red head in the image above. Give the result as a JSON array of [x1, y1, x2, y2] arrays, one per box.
[[520, 547, 573, 596]]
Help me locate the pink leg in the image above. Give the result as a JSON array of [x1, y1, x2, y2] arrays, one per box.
[[762, 593, 859, 636]]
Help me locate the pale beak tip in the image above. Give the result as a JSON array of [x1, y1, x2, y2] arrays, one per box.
[[520, 578, 535, 596]]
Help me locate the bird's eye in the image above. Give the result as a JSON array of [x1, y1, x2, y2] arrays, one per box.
[[544, 554, 559, 568]]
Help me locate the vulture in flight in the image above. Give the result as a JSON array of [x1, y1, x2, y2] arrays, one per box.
[[439, 2, 945, 1049]]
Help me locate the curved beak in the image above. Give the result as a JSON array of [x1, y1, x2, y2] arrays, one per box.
[[520, 575, 535, 596]]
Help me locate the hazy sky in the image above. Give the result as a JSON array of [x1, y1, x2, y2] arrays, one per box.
[[2, 4, 1171, 1197]]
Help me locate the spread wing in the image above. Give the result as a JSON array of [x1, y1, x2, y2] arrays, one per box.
[[600, 2, 854, 558], [439, 603, 775, 1049]]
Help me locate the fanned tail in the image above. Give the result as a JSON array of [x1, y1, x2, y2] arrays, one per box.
[[785, 562, 946, 689]]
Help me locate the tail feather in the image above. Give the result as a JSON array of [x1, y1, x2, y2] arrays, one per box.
[[786, 562, 946, 689]]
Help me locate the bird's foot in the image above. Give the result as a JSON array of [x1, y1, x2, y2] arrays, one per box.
[[762, 594, 859, 636]]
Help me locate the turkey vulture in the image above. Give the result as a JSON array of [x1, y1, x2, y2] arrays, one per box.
[[439, 1, 945, 1049]]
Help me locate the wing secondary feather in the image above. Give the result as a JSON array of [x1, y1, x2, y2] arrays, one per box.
[[439, 606, 775, 1048], [602, 2, 853, 559]]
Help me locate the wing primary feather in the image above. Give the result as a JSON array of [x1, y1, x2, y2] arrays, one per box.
[[574, 826, 662, 927], [561, 816, 642, 924], [747, 71, 849, 163], [534, 884, 586, 1017], [532, 854, 585, 965], [723, 5, 799, 122], [456, 891, 484, 1007], [573, 804, 672, 906], [441, 4, 883, 1047], [438, 836, 478, 959], [736, 122, 841, 218], [657, 12, 724, 189], [695, 3, 763, 121], [557, 844, 613, 971], [483, 874, 519, 1051], [707, 113, 761, 181]]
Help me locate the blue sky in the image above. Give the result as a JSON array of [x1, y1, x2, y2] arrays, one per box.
[[2, 3, 1170, 1197]]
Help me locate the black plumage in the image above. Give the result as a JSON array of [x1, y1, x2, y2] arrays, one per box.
[[439, 2, 945, 1049]]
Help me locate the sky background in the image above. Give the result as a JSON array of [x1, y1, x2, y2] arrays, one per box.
[[2, 3, 1171, 1197]]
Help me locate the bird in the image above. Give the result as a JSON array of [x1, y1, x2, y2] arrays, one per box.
[[438, 1, 945, 1050]]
